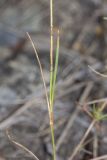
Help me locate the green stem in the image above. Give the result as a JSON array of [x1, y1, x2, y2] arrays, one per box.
[[50, 118, 56, 160], [49, 31, 59, 160], [50, 65, 54, 107], [51, 31, 59, 106]]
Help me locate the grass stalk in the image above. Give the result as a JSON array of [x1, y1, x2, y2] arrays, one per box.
[[50, 30, 60, 160], [50, 120, 56, 160], [50, 0, 54, 107], [27, 0, 59, 158], [25, 1, 58, 160], [49, 1, 59, 160], [51, 30, 60, 107]]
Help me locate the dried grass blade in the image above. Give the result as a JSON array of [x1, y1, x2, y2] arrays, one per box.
[[26, 32, 50, 113], [6, 130, 39, 160], [88, 65, 107, 78]]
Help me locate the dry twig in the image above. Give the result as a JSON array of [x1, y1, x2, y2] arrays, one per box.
[[56, 82, 93, 151]]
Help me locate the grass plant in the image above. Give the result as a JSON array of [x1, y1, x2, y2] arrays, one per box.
[[7, 0, 59, 160], [26, 0, 59, 158], [7, 1, 107, 160]]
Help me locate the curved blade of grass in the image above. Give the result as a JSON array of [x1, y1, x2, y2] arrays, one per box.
[[6, 130, 39, 160], [88, 65, 107, 78], [26, 32, 50, 114]]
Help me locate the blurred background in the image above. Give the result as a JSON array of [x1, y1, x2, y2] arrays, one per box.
[[1, 0, 107, 159]]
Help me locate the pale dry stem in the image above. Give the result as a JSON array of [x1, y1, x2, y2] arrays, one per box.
[[6, 130, 39, 160], [68, 120, 96, 160], [88, 65, 107, 78], [26, 32, 50, 116]]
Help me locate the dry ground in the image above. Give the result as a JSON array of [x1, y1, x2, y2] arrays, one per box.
[[1, 0, 107, 159]]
